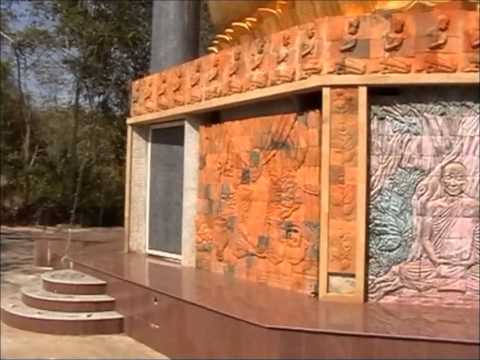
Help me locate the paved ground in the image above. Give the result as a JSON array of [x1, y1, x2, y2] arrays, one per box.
[[0, 226, 167, 359]]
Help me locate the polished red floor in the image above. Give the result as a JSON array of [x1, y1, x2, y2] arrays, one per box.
[[73, 251, 479, 344]]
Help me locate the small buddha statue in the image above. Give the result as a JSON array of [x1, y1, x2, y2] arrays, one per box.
[[272, 33, 296, 85], [379, 18, 411, 73], [329, 17, 366, 75], [205, 55, 222, 100], [422, 14, 457, 73], [463, 25, 480, 72], [171, 68, 185, 106], [156, 74, 170, 110], [225, 48, 244, 95], [189, 61, 203, 104], [248, 38, 269, 89], [299, 23, 323, 79]]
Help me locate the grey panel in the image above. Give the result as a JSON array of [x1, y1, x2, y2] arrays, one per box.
[[148, 126, 184, 255]]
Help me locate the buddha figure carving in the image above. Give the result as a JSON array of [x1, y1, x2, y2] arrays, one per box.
[[299, 23, 322, 79], [422, 14, 457, 73], [143, 76, 156, 112], [329, 17, 366, 75], [272, 32, 296, 85], [248, 38, 269, 89], [156, 74, 169, 110], [205, 55, 222, 100], [463, 23, 479, 72], [369, 162, 480, 301], [171, 68, 185, 106], [189, 61, 203, 104], [225, 48, 244, 95], [131, 81, 142, 116], [379, 18, 411, 73]]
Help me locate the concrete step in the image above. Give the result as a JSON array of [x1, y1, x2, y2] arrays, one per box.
[[22, 284, 115, 312], [1, 294, 123, 335], [41, 269, 106, 295]]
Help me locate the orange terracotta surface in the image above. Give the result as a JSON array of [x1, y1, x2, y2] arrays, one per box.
[[130, 5, 478, 117], [196, 111, 321, 294], [327, 87, 359, 275]]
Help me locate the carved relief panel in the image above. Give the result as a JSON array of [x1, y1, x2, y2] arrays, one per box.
[[413, 11, 460, 73], [368, 88, 480, 308], [299, 20, 324, 79], [196, 111, 321, 294], [328, 88, 360, 275], [270, 29, 298, 85], [326, 16, 369, 75]]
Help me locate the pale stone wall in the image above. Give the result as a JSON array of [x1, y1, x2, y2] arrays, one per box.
[[128, 126, 148, 253], [181, 119, 200, 267]]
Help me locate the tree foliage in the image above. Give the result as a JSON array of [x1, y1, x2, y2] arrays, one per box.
[[1, 0, 152, 226]]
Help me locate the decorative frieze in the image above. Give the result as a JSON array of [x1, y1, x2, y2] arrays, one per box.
[[130, 6, 479, 118]]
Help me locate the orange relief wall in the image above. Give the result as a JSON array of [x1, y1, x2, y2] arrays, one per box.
[[196, 111, 321, 294]]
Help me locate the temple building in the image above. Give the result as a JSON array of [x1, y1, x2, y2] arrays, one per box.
[[2, 1, 479, 358]]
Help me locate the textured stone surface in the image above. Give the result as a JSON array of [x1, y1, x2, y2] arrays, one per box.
[[368, 87, 480, 308], [328, 87, 359, 275], [128, 126, 148, 254], [196, 111, 321, 294]]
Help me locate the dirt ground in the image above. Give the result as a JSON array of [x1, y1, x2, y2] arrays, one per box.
[[0, 226, 167, 359]]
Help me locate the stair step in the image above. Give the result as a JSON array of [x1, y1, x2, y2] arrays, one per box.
[[41, 269, 106, 295], [22, 284, 115, 312], [1, 294, 123, 335]]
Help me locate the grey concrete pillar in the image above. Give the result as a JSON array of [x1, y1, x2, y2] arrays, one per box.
[[150, 0, 200, 72]]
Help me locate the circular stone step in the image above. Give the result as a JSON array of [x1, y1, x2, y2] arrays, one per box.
[[41, 269, 106, 295], [1, 294, 123, 335], [22, 284, 115, 312]]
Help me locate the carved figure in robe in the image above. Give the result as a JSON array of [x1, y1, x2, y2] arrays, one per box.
[[225, 48, 243, 95], [379, 18, 411, 73], [272, 33, 296, 85], [131, 81, 142, 115], [463, 25, 480, 72], [156, 74, 170, 110], [171, 68, 185, 106], [143, 76, 156, 112], [329, 17, 366, 75], [205, 55, 222, 100], [370, 162, 480, 300], [299, 23, 322, 79], [248, 38, 269, 89], [423, 14, 457, 73], [189, 61, 203, 104]]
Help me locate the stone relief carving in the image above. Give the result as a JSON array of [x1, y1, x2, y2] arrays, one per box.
[[329, 17, 366, 75], [368, 89, 479, 308], [379, 18, 411, 74], [196, 111, 321, 294], [224, 48, 244, 95], [189, 60, 203, 104], [422, 14, 457, 73], [171, 68, 185, 106], [131, 80, 143, 116], [248, 38, 269, 89], [205, 55, 223, 100], [156, 74, 170, 110], [328, 87, 359, 274], [299, 22, 323, 79], [130, 8, 477, 117], [463, 19, 479, 72], [271, 32, 296, 85], [143, 76, 157, 113]]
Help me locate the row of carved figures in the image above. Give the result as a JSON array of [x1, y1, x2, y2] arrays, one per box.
[[131, 10, 479, 116]]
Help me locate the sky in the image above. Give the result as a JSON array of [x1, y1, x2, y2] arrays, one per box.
[[1, 0, 74, 109]]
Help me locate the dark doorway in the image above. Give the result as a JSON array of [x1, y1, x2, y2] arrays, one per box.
[[148, 125, 184, 258]]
